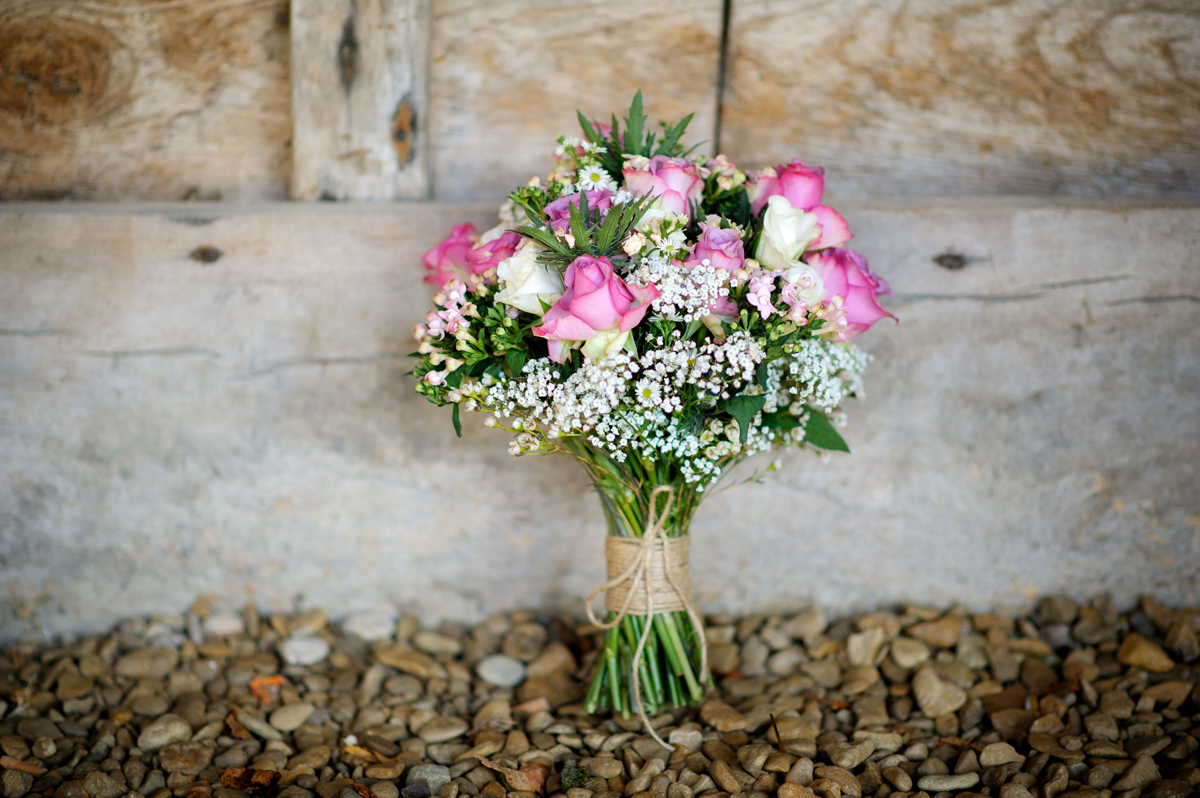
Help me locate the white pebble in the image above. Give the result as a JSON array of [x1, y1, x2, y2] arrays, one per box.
[[475, 654, 526, 687], [279, 635, 330, 666], [342, 611, 397, 641]]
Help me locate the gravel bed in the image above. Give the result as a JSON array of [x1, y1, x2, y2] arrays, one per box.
[[2, 595, 1198, 798]]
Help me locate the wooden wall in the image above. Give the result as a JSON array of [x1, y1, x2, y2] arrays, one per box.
[[0, 0, 1197, 202]]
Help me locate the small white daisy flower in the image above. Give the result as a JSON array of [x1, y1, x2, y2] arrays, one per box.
[[577, 165, 616, 192]]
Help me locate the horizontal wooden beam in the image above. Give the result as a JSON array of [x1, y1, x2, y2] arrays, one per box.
[[1, 200, 1198, 635]]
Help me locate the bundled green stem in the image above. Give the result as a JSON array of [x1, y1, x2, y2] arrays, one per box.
[[566, 440, 713, 718]]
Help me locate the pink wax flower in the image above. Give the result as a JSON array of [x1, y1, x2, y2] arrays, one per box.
[[683, 222, 745, 273], [749, 161, 852, 250], [746, 273, 780, 319], [809, 248, 896, 339], [465, 230, 522, 274], [423, 224, 479, 287], [533, 255, 660, 363], [622, 155, 704, 219], [544, 190, 614, 234]]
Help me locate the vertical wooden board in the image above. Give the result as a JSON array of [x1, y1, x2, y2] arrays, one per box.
[[428, 0, 724, 202], [0, 0, 291, 201], [721, 0, 1200, 198], [290, 0, 431, 200]]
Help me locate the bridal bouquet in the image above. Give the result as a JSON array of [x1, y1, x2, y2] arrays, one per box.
[[412, 94, 894, 728]]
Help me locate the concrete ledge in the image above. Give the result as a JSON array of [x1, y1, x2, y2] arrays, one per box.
[[1, 200, 1198, 638]]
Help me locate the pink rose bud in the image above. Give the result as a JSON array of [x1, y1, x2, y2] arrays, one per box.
[[809, 205, 852, 250], [465, 231, 522, 274], [748, 160, 825, 216], [533, 255, 660, 363], [422, 224, 479, 287], [683, 222, 745, 273], [809, 248, 896, 339], [622, 155, 704, 219]]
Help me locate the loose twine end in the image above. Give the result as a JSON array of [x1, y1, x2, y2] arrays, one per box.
[[585, 486, 709, 748]]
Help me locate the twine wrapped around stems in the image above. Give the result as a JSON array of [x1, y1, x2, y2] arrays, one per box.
[[586, 486, 708, 747]]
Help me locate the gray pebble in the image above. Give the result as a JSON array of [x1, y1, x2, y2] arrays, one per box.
[[137, 713, 192, 751], [269, 703, 315, 732], [2, 771, 33, 798], [115, 648, 180, 679], [406, 765, 452, 794], [916, 772, 979, 791], [475, 655, 526, 687]]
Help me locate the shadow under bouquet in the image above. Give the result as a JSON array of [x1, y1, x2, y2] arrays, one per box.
[[413, 94, 894, 734]]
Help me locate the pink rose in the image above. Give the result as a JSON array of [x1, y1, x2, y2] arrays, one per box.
[[423, 224, 478, 287], [809, 205, 852, 250], [622, 156, 704, 219], [749, 161, 824, 216], [683, 222, 745, 272], [544, 190, 614, 234], [533, 255, 660, 363], [809, 248, 896, 339], [465, 230, 522, 274], [749, 161, 852, 250]]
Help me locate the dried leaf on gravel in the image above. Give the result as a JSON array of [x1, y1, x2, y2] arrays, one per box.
[[478, 758, 551, 794], [342, 744, 398, 764], [220, 768, 281, 794], [250, 674, 286, 706], [344, 782, 375, 798], [0, 755, 46, 775], [225, 712, 252, 740]]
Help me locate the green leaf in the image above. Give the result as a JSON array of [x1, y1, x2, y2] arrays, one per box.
[[754, 361, 770, 389], [762, 412, 801, 431], [451, 403, 462, 438], [805, 411, 850, 452], [504, 348, 526, 377], [624, 91, 646, 155], [568, 192, 590, 251], [519, 224, 570, 254], [577, 111, 598, 142], [655, 113, 694, 156], [724, 394, 766, 444]]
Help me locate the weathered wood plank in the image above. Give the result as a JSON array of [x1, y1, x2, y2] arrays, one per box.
[[1, 201, 1197, 635], [721, 0, 1200, 198], [0, 0, 291, 201], [290, 0, 431, 200], [427, 0, 724, 201]]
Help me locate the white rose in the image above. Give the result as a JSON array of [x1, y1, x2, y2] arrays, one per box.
[[755, 194, 820, 270], [494, 243, 565, 315]]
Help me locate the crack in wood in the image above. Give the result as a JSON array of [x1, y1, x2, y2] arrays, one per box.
[[0, 329, 71, 337], [337, 3, 359, 94], [893, 292, 1047, 303], [1036, 276, 1131, 290], [898, 275, 1143, 304], [239, 353, 407, 379], [1107, 295, 1200, 306], [81, 348, 221, 358]]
